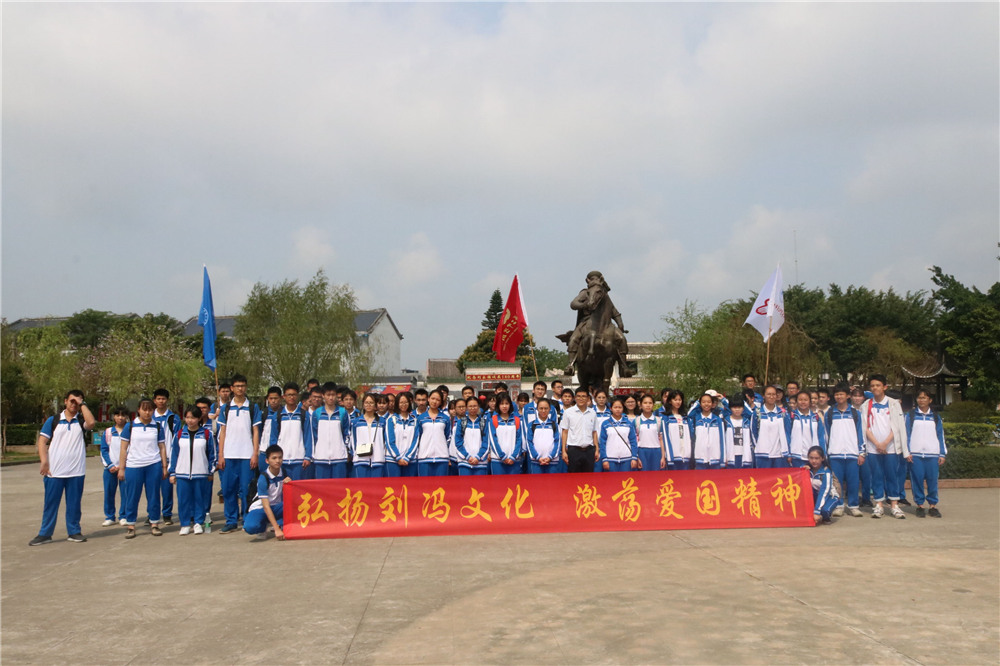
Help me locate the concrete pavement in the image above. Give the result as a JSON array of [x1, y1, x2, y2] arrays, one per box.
[[2, 456, 997, 665]]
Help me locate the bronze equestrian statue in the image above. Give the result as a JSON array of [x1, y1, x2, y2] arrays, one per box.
[[556, 271, 632, 393]]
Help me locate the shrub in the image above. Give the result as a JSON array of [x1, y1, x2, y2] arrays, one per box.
[[939, 447, 1000, 479], [943, 423, 998, 448], [941, 400, 997, 422], [3, 421, 112, 448]]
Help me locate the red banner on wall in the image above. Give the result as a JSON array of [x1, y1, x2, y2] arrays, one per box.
[[282, 469, 814, 540]]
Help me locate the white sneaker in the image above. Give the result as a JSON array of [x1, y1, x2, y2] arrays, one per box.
[[193, 523, 204, 534], [832, 505, 844, 517], [119, 518, 128, 526], [848, 507, 863, 517], [872, 505, 884, 519], [102, 519, 115, 527], [179, 526, 191, 536], [891, 506, 906, 519]]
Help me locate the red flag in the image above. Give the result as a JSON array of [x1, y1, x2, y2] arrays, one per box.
[[493, 275, 528, 363]]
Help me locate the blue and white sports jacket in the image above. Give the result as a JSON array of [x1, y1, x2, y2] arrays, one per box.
[[455, 414, 490, 468], [598, 416, 638, 464], [688, 411, 726, 466], [487, 414, 523, 462], [168, 425, 217, 479], [824, 405, 864, 459], [905, 408, 947, 459], [526, 413, 561, 462]]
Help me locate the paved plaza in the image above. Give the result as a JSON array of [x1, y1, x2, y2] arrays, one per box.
[[2, 456, 998, 665]]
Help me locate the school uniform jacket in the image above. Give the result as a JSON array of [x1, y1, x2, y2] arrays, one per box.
[[785, 409, 827, 460], [311, 405, 351, 464], [271, 405, 313, 464], [386, 413, 417, 463], [411, 411, 452, 463], [755, 405, 789, 459], [824, 405, 864, 459], [660, 412, 692, 464], [526, 414, 560, 462], [487, 414, 523, 462], [350, 414, 387, 466], [688, 411, 726, 466], [861, 397, 909, 457], [101, 425, 125, 470], [168, 425, 216, 479], [455, 414, 490, 467], [598, 416, 638, 464], [905, 408, 947, 459]]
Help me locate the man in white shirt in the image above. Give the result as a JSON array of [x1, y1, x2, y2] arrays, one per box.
[[560, 387, 598, 473], [30, 390, 96, 546]]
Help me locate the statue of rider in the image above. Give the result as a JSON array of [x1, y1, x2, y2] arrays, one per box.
[[558, 271, 632, 378]]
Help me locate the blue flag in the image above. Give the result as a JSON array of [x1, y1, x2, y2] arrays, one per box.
[[198, 266, 217, 370]]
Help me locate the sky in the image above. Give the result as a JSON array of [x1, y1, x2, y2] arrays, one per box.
[[3, 3, 998, 372]]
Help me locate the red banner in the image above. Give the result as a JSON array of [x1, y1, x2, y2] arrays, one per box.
[[492, 275, 528, 363], [282, 469, 814, 540]]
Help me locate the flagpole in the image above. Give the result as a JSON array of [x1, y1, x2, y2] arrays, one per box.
[[764, 317, 773, 386]]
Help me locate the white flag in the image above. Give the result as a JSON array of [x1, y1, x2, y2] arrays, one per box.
[[744, 266, 785, 342]]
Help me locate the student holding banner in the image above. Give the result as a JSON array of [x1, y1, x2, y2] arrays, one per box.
[[526, 398, 560, 474]]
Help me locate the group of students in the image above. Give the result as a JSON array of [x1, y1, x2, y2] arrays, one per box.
[[28, 371, 949, 545]]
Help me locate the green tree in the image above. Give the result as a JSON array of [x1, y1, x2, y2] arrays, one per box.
[[533, 346, 569, 377], [78, 320, 211, 406], [63, 309, 121, 349], [456, 329, 539, 379], [931, 266, 1000, 404], [481, 289, 503, 331], [233, 270, 372, 389], [14, 325, 83, 417]]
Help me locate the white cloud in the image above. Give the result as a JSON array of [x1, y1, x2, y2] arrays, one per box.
[[387, 232, 445, 287], [290, 226, 335, 272]]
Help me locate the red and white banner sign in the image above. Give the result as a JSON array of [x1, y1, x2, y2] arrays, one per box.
[[282, 469, 814, 540]]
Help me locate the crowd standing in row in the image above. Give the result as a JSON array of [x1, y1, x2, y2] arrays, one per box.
[[29, 371, 947, 544]]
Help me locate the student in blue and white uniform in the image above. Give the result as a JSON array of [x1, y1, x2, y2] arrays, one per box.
[[29, 390, 95, 546], [488, 393, 523, 476], [455, 396, 490, 476], [448, 398, 467, 475], [411, 389, 452, 476], [350, 394, 387, 478], [168, 407, 216, 535], [862, 375, 909, 520], [725, 400, 757, 469], [785, 391, 827, 468], [851, 387, 873, 507], [100, 407, 130, 526], [633, 394, 666, 472], [152, 388, 181, 525], [259, 387, 282, 471], [526, 398, 561, 474], [244, 445, 289, 540], [216, 374, 262, 534], [654, 388, 673, 418], [386, 392, 417, 477], [755, 386, 789, 469], [688, 394, 726, 469], [806, 446, 839, 524], [194, 396, 216, 527], [825, 384, 865, 518], [311, 382, 351, 479], [661, 390, 692, 470], [271, 382, 313, 481], [741, 374, 765, 408], [905, 389, 947, 518], [591, 389, 613, 472], [598, 398, 638, 472], [119, 398, 167, 539]]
